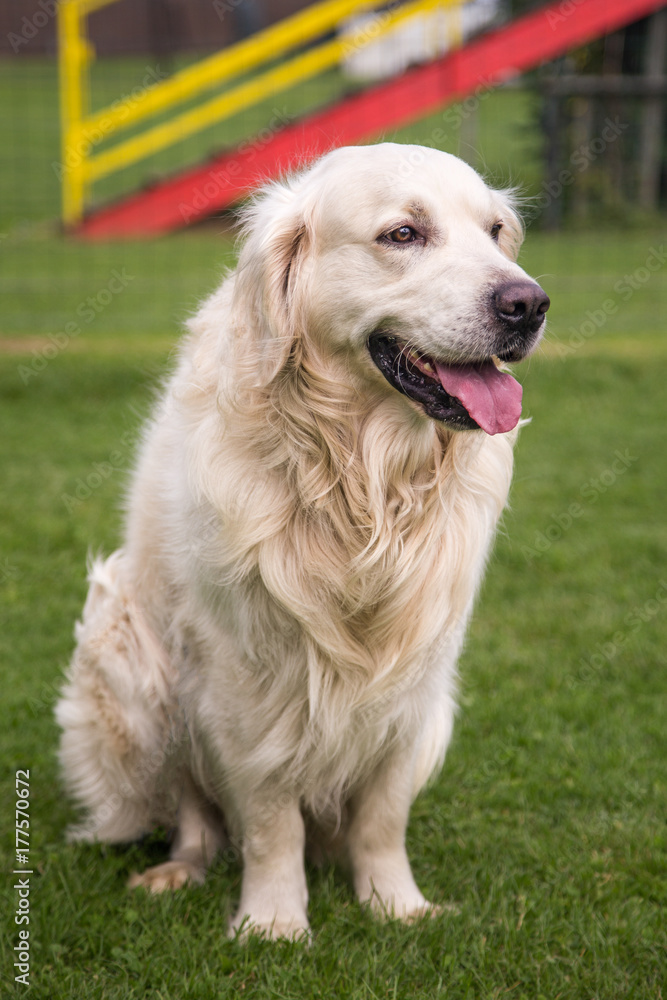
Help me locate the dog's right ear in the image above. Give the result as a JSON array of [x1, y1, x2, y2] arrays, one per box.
[[232, 177, 312, 385]]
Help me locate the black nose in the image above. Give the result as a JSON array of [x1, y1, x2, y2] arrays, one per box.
[[493, 281, 550, 335]]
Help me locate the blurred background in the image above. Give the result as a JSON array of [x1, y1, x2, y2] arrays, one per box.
[[1, 0, 666, 329], [1, 1, 665, 996], [1, 0, 666, 381]]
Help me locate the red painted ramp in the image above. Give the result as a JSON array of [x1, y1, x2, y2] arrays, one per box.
[[78, 0, 666, 239]]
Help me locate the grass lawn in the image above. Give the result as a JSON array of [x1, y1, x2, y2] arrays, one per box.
[[1, 53, 666, 1000]]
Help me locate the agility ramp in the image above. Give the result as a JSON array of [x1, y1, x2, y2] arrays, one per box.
[[58, 0, 666, 239]]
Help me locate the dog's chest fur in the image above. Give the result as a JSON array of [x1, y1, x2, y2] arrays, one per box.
[[194, 394, 509, 678], [131, 329, 519, 813], [176, 388, 515, 811]]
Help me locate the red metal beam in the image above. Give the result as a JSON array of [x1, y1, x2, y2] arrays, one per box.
[[78, 0, 666, 239]]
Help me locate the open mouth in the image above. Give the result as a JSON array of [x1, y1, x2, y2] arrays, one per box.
[[368, 334, 523, 435]]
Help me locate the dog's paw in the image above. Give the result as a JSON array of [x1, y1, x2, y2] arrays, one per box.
[[387, 899, 461, 923], [127, 860, 205, 893], [401, 900, 452, 923], [228, 911, 311, 943], [366, 888, 457, 924]]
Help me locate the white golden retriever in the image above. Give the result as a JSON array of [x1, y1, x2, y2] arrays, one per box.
[[56, 143, 549, 939]]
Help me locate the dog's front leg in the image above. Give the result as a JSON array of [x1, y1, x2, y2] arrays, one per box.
[[229, 789, 309, 940], [347, 748, 435, 921]]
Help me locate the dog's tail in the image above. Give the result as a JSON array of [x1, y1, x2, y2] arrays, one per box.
[[55, 551, 179, 843]]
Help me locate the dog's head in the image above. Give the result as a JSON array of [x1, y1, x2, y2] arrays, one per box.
[[234, 143, 548, 435]]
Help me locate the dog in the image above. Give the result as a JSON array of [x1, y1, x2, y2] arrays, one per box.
[[56, 143, 549, 939]]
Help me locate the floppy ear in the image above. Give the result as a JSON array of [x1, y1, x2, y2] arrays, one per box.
[[232, 177, 311, 385]]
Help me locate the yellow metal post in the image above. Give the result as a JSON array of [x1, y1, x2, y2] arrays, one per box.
[[57, 0, 113, 226], [58, 2, 86, 226]]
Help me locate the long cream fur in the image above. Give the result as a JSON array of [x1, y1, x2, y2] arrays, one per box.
[[56, 143, 543, 939]]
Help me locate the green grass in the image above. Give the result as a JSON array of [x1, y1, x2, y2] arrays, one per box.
[[1, 54, 666, 1000]]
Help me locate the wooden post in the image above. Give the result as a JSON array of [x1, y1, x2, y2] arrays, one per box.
[[638, 8, 667, 210], [570, 95, 594, 220], [602, 29, 625, 212], [543, 83, 564, 229]]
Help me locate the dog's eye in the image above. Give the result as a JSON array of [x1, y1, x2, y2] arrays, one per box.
[[490, 222, 503, 242], [385, 226, 420, 244]]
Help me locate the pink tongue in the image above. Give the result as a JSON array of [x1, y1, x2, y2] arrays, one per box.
[[433, 361, 523, 435]]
